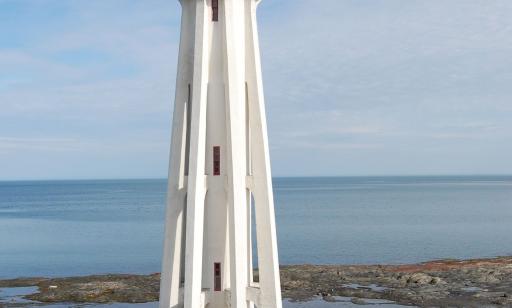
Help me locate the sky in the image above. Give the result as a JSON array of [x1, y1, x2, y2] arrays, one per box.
[[0, 0, 511, 180]]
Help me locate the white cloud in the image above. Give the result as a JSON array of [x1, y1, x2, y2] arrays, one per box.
[[1, 0, 511, 178]]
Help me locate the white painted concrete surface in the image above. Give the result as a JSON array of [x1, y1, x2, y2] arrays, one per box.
[[159, 1, 282, 307]]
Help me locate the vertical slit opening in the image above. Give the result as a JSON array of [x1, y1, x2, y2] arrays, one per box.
[[214, 262, 221, 291], [251, 193, 259, 283], [245, 82, 252, 176], [180, 193, 187, 285], [185, 84, 192, 176], [212, 0, 219, 21], [213, 146, 221, 176]]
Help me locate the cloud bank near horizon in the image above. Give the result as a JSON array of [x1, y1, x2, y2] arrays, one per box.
[[1, 0, 511, 180]]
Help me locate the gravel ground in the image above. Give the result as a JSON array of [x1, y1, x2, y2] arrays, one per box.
[[1, 256, 511, 307]]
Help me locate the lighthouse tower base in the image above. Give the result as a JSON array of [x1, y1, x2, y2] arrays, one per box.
[[158, 0, 282, 308]]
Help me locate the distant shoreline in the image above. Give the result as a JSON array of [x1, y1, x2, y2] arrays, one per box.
[[1, 256, 511, 307], [2, 174, 512, 182]]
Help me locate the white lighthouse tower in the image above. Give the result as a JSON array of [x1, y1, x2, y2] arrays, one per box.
[[159, 0, 282, 307]]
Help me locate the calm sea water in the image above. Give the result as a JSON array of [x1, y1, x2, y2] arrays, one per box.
[[1, 176, 511, 279]]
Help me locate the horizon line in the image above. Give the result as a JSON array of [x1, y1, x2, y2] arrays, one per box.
[[1, 173, 512, 182]]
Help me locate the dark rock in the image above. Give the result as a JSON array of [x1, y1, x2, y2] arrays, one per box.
[[0, 256, 511, 307], [351, 297, 367, 305]]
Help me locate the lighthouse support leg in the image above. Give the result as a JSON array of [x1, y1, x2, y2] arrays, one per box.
[[183, 0, 210, 307], [159, 1, 196, 308], [246, 1, 282, 307], [223, 0, 249, 307]]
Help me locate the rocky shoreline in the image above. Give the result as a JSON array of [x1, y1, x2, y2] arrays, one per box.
[[1, 256, 511, 307]]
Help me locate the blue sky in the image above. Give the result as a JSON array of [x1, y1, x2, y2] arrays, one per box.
[[0, 0, 511, 180]]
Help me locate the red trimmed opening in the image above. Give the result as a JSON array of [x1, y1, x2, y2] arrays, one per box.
[[214, 262, 221, 291], [212, 0, 219, 22], [213, 146, 220, 176]]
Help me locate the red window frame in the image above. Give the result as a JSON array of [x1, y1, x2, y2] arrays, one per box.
[[212, 0, 219, 22], [213, 146, 220, 176], [214, 262, 221, 291]]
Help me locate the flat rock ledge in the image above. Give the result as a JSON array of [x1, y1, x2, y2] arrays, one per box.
[[1, 256, 512, 307]]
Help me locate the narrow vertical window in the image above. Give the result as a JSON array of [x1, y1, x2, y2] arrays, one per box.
[[185, 84, 191, 176], [213, 146, 221, 176], [212, 0, 219, 22], [214, 262, 221, 291]]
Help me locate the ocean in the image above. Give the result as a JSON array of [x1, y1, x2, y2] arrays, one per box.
[[1, 176, 512, 280]]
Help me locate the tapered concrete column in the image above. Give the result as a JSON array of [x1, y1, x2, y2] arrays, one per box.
[[222, 0, 249, 307], [245, 1, 282, 306], [183, 1, 211, 307], [159, 1, 195, 307]]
